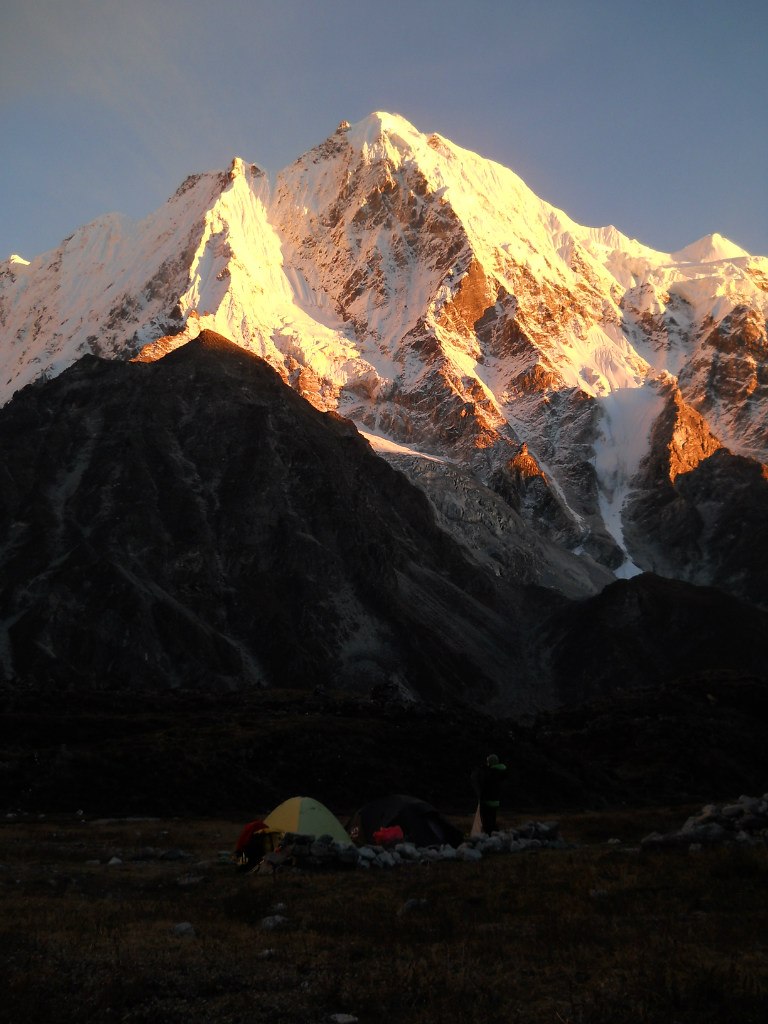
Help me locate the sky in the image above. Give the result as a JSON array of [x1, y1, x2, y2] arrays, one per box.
[[1, 0, 766, 261]]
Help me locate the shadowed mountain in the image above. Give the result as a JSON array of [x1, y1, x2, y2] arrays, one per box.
[[542, 573, 768, 707], [0, 331, 766, 717], [0, 331, 551, 711]]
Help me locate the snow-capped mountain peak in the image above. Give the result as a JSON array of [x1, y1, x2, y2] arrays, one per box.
[[671, 232, 751, 265], [2, 112, 766, 600]]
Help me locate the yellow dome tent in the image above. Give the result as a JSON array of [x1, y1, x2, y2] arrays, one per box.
[[264, 796, 349, 843]]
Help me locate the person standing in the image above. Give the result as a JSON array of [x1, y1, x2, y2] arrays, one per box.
[[471, 753, 507, 835]]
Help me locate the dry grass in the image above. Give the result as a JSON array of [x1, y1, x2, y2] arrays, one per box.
[[1, 811, 767, 1023]]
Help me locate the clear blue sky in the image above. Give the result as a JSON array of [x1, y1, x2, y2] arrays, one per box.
[[1, 0, 766, 260]]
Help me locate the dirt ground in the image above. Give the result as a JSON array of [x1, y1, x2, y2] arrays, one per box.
[[3, 807, 766, 1024]]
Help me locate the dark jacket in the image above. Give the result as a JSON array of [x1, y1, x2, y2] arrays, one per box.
[[471, 762, 507, 806]]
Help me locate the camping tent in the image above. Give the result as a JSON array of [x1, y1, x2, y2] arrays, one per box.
[[234, 818, 281, 870], [350, 794, 463, 847], [265, 796, 349, 843]]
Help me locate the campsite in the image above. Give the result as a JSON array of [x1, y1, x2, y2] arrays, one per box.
[[2, 684, 767, 1022]]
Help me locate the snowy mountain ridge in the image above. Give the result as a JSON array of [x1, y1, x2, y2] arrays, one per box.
[[2, 112, 767, 600]]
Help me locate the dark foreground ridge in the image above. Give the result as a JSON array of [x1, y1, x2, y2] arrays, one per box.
[[1, 330, 766, 716], [2, 670, 765, 817]]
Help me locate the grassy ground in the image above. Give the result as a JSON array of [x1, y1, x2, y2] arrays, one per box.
[[2, 809, 766, 1023]]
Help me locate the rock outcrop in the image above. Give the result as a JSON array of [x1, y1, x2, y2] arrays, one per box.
[[623, 385, 768, 605]]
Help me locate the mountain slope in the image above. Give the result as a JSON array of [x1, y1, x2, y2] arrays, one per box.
[[2, 112, 767, 603], [1, 331, 766, 714], [0, 330, 550, 711]]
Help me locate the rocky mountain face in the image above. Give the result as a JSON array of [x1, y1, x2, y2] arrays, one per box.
[[0, 332, 539, 711], [622, 389, 768, 605], [1, 331, 766, 714], [1, 112, 767, 609]]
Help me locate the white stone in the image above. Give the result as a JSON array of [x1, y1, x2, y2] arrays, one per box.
[[456, 846, 483, 862], [260, 915, 289, 931], [418, 848, 442, 862], [395, 842, 419, 859]]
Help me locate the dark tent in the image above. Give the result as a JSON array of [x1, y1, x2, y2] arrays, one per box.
[[350, 794, 463, 847]]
